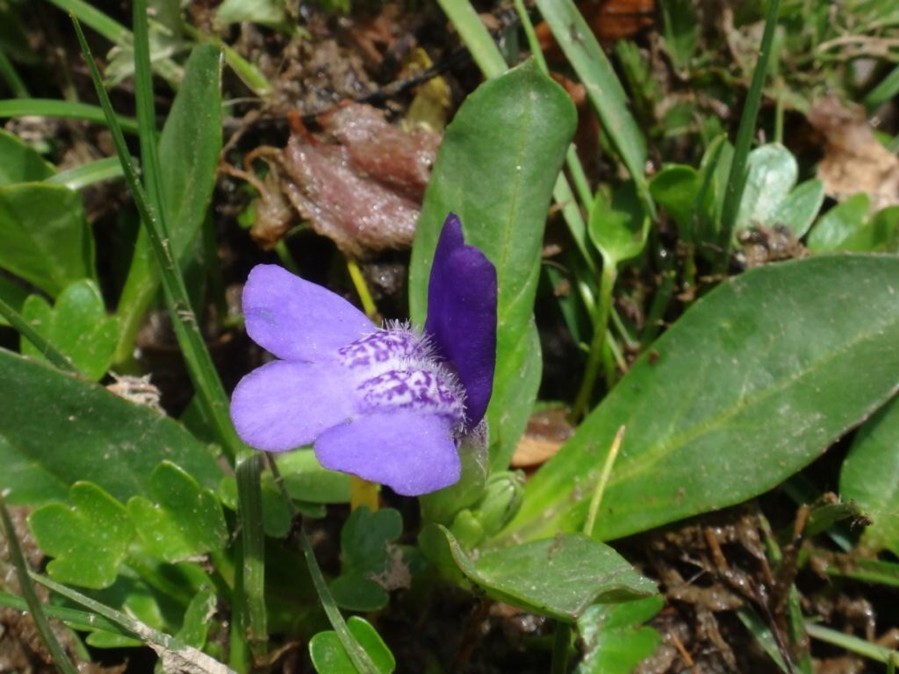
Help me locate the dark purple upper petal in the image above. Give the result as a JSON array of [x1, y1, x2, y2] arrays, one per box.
[[424, 214, 497, 427], [243, 264, 374, 362], [314, 409, 461, 495]]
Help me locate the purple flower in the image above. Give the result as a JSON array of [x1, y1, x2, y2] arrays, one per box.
[[230, 214, 497, 496]]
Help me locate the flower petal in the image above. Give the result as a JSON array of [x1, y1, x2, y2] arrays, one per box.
[[231, 360, 357, 451], [424, 214, 497, 427], [314, 410, 461, 496], [243, 264, 374, 361]]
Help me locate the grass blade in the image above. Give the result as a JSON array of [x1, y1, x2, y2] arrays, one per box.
[[0, 99, 138, 133]]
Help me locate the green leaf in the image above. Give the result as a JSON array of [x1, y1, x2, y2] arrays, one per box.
[[116, 42, 222, 358], [0, 183, 95, 296], [840, 395, 899, 557], [588, 182, 648, 266], [650, 165, 700, 241], [772, 179, 824, 238], [409, 59, 576, 471], [276, 449, 351, 503], [575, 597, 664, 674], [309, 616, 395, 674], [807, 194, 870, 252], [735, 143, 798, 232], [0, 273, 27, 327], [127, 461, 228, 563], [176, 586, 217, 649], [0, 348, 222, 505], [427, 526, 655, 622], [500, 255, 899, 543], [329, 508, 404, 612], [20, 279, 119, 380], [840, 205, 899, 253], [216, 0, 288, 27], [0, 129, 54, 184], [28, 482, 134, 588], [534, 0, 650, 210]]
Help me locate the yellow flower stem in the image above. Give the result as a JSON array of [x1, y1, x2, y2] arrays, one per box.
[[350, 476, 380, 512], [346, 259, 379, 321]]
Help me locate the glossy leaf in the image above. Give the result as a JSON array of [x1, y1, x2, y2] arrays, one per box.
[[428, 526, 654, 622], [309, 616, 395, 674], [807, 194, 869, 251], [576, 597, 664, 674], [0, 129, 54, 184], [0, 348, 222, 505], [20, 279, 119, 380], [840, 395, 899, 557], [127, 461, 228, 563], [409, 60, 575, 471], [0, 183, 94, 296], [500, 255, 899, 543], [28, 482, 133, 588]]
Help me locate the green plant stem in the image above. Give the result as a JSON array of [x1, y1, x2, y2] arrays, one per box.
[[551, 622, 571, 674], [571, 264, 617, 419], [0, 493, 80, 674], [236, 452, 268, 663], [0, 99, 139, 133], [0, 296, 80, 374], [48, 0, 129, 43], [584, 425, 626, 537], [268, 458, 378, 674], [805, 623, 899, 667], [0, 48, 28, 98], [717, 0, 781, 266]]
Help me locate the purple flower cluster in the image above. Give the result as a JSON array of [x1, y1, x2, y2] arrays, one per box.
[[230, 214, 497, 496]]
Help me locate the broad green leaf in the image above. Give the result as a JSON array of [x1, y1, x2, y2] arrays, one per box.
[[772, 179, 824, 238], [735, 144, 797, 232], [28, 482, 133, 588], [116, 43, 222, 357], [330, 507, 404, 612], [807, 194, 869, 251], [309, 617, 395, 674], [0, 348, 221, 505], [276, 449, 351, 503], [426, 526, 655, 622], [0, 129, 54, 184], [176, 586, 218, 649], [576, 597, 664, 674], [409, 60, 576, 472], [127, 461, 228, 563], [840, 205, 899, 253], [216, 0, 288, 27], [0, 183, 95, 296], [840, 395, 899, 557], [588, 182, 648, 266], [20, 279, 119, 380], [500, 255, 899, 543]]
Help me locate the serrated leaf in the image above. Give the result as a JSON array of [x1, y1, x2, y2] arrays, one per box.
[[0, 348, 222, 505], [128, 461, 227, 562], [409, 59, 576, 472], [840, 395, 899, 557], [20, 279, 119, 380], [428, 526, 655, 622], [309, 616, 395, 674], [28, 482, 133, 588], [0, 183, 95, 296], [501, 255, 899, 543]]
